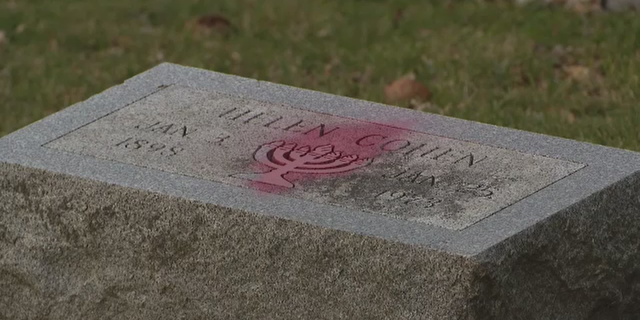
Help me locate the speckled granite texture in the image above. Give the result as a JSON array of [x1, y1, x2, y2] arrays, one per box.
[[1, 63, 640, 319], [0, 162, 482, 319]]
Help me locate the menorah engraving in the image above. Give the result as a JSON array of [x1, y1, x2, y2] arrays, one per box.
[[234, 140, 373, 188]]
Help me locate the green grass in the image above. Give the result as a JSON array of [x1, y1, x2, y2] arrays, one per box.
[[1, 0, 639, 151]]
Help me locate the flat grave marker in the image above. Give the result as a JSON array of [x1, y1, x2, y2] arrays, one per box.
[[2, 63, 640, 319], [45, 85, 584, 230]]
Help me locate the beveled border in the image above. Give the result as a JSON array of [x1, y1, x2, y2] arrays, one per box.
[[2, 62, 639, 256]]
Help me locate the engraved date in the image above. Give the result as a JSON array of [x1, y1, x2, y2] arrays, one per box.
[[459, 183, 494, 198], [114, 137, 183, 156], [374, 190, 443, 209]]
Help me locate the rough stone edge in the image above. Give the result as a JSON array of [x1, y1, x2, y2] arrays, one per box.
[[0, 162, 485, 320], [472, 170, 640, 320]]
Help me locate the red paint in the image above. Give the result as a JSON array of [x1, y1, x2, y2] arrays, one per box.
[[241, 118, 418, 193]]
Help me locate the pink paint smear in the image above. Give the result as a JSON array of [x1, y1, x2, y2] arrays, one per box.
[[238, 117, 419, 194]]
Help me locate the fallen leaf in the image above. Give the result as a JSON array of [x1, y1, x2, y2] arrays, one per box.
[[0, 30, 6, 47], [198, 14, 231, 28], [186, 14, 235, 35], [384, 75, 431, 103]]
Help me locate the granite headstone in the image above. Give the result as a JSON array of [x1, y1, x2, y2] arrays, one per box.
[[1, 63, 640, 319]]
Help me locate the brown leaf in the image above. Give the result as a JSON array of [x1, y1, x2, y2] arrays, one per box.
[[0, 30, 6, 47], [198, 15, 231, 28], [384, 75, 431, 103], [187, 14, 235, 35]]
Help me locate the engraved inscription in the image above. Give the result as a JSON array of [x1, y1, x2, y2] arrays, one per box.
[[356, 135, 489, 167], [374, 190, 443, 209], [234, 140, 372, 188], [114, 137, 183, 157], [382, 168, 438, 186], [45, 86, 586, 230], [134, 121, 197, 138]]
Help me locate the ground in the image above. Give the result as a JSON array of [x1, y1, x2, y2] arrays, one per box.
[[0, 0, 638, 151]]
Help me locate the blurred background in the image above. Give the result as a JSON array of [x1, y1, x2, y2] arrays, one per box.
[[0, 0, 638, 150]]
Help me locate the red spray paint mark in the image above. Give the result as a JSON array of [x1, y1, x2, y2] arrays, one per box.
[[238, 118, 418, 194]]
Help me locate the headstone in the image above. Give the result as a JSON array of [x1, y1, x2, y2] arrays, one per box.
[[1, 63, 640, 319]]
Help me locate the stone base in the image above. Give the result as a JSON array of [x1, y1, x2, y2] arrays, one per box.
[[1, 163, 479, 320], [3, 163, 640, 319]]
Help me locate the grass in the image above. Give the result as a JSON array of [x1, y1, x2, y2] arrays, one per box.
[[1, 0, 639, 151]]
